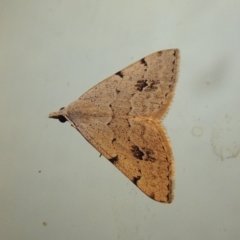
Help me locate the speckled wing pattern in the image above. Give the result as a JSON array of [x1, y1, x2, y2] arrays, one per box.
[[49, 49, 180, 203]]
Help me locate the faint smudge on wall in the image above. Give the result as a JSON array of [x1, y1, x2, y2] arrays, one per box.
[[211, 114, 240, 160]]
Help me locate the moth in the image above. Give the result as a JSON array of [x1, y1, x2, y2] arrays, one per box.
[[49, 49, 180, 203]]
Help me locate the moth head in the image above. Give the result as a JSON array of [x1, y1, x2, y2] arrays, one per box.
[[49, 107, 67, 123]]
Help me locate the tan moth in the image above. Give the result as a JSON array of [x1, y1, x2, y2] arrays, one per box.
[[49, 49, 180, 203]]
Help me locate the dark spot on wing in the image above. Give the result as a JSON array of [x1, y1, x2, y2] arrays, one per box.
[[60, 107, 65, 110], [127, 106, 132, 115], [134, 80, 148, 91], [167, 180, 174, 203], [158, 51, 162, 56], [131, 145, 144, 160], [115, 71, 123, 78], [149, 193, 155, 200], [116, 89, 120, 94], [166, 188, 171, 203], [144, 148, 156, 162], [132, 176, 141, 185], [146, 80, 159, 91], [108, 155, 118, 164], [140, 58, 147, 66], [112, 138, 116, 143]]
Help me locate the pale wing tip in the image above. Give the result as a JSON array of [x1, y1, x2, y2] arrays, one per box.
[[49, 111, 68, 123], [168, 48, 180, 61], [49, 112, 60, 118]]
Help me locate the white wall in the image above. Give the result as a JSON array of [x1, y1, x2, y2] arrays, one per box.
[[1, 0, 240, 239]]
